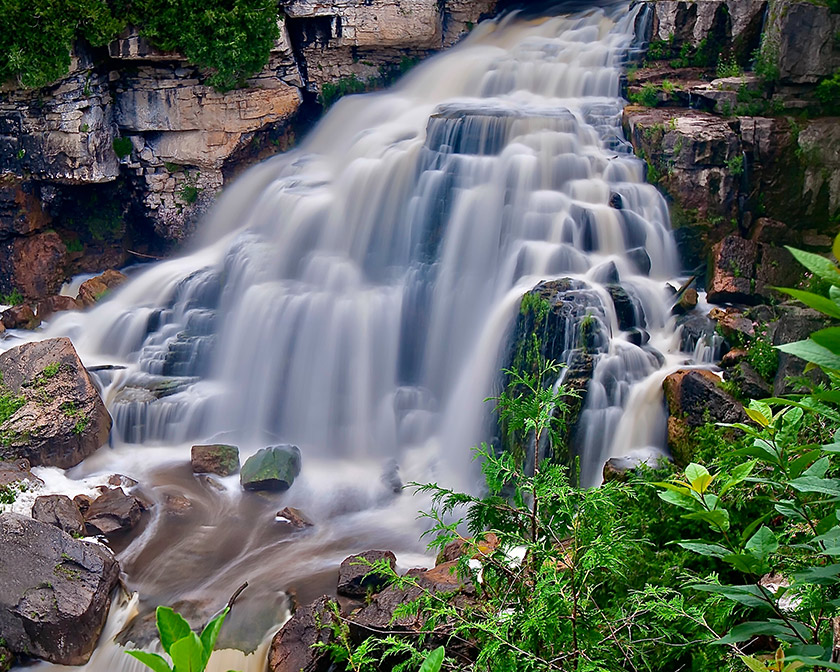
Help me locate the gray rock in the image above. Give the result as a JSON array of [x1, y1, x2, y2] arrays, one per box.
[[84, 487, 143, 536], [765, 0, 840, 85], [725, 361, 772, 400], [0, 338, 112, 469], [772, 306, 829, 395], [663, 369, 746, 428], [603, 449, 670, 482], [337, 550, 396, 598], [0, 458, 42, 491], [240, 445, 301, 492], [31, 495, 85, 537], [275, 506, 313, 530], [0, 512, 120, 665]]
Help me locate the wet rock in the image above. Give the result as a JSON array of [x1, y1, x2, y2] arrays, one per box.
[[603, 449, 670, 483], [35, 295, 81, 321], [83, 487, 142, 536], [606, 285, 636, 330], [162, 493, 193, 516], [725, 361, 772, 400], [337, 550, 396, 598], [0, 512, 120, 665], [720, 348, 748, 368], [73, 494, 93, 516], [240, 445, 301, 492], [268, 595, 334, 672], [76, 269, 127, 307], [772, 306, 829, 395], [31, 495, 85, 537], [627, 246, 652, 275], [0, 337, 112, 468], [436, 532, 499, 565], [191, 443, 240, 476], [707, 236, 759, 305], [275, 506, 313, 530], [1, 304, 40, 330], [0, 458, 42, 491], [672, 288, 698, 315], [0, 645, 12, 672], [0, 232, 67, 301], [709, 306, 755, 344]]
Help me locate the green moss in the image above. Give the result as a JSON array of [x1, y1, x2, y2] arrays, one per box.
[[0, 289, 23, 306], [319, 74, 369, 108], [72, 416, 89, 435], [112, 137, 132, 159]]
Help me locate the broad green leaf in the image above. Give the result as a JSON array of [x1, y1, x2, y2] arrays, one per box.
[[789, 450, 822, 478], [789, 475, 840, 496], [774, 288, 840, 319], [749, 400, 773, 423], [792, 563, 840, 585], [685, 463, 710, 489], [778, 338, 840, 370], [745, 526, 778, 561], [689, 583, 772, 608], [775, 500, 806, 522], [834, 232, 840, 262], [745, 408, 770, 427], [658, 488, 698, 511], [723, 552, 766, 574], [419, 646, 446, 672], [802, 456, 830, 478], [784, 246, 840, 285], [199, 608, 229, 669], [721, 460, 757, 495], [738, 655, 769, 672], [677, 541, 730, 557], [785, 656, 840, 671], [719, 619, 809, 644], [683, 508, 730, 532], [156, 607, 192, 656], [126, 651, 173, 672], [170, 632, 204, 672], [811, 327, 840, 356], [654, 481, 692, 496], [782, 406, 804, 427]]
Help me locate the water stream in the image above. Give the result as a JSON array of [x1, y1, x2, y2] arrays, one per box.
[[16, 3, 706, 669]]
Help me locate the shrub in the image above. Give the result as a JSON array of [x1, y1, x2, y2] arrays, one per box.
[[629, 83, 659, 107], [0, 289, 23, 306], [319, 74, 369, 107], [112, 136, 133, 159], [815, 70, 840, 113]]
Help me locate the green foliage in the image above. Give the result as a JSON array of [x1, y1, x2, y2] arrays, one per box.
[[319, 74, 369, 108], [127, 0, 279, 92], [748, 334, 779, 382], [815, 70, 840, 114], [0, 389, 25, 426], [753, 38, 780, 85], [72, 416, 89, 434], [0, 480, 28, 505], [629, 83, 659, 107], [717, 55, 743, 79], [727, 154, 745, 178], [0, 0, 124, 89], [64, 237, 84, 253], [42, 362, 60, 379], [127, 605, 235, 672], [112, 137, 133, 159], [0, 289, 23, 306]]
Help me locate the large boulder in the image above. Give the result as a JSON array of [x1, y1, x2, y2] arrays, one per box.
[[0, 232, 68, 301], [76, 269, 127, 308], [707, 236, 801, 305], [268, 595, 334, 672], [0, 337, 112, 468], [337, 550, 396, 598], [240, 445, 301, 492], [764, 0, 840, 85], [0, 512, 120, 665]]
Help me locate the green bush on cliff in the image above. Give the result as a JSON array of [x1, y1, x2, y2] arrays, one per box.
[[0, 0, 124, 88], [126, 0, 280, 91]]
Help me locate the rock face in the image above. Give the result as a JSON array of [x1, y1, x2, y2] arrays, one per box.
[[0, 512, 120, 665], [240, 445, 302, 491], [337, 550, 397, 598], [764, 0, 840, 85], [191, 444, 240, 476], [0, 337, 112, 469], [267, 595, 334, 672]]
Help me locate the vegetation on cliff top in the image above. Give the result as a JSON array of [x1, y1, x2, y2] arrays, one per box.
[[0, 0, 279, 91]]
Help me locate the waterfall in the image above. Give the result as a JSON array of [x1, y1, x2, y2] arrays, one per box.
[[26, 4, 696, 669]]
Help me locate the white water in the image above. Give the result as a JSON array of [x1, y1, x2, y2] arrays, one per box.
[[21, 4, 705, 670]]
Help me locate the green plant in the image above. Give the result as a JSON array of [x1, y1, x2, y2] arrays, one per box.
[[815, 70, 840, 114], [80, 123, 89, 132], [0, 480, 27, 505], [72, 417, 89, 435], [629, 83, 659, 107], [717, 54, 743, 79], [112, 137, 132, 159], [127, 605, 235, 672], [0, 289, 23, 306], [753, 38, 780, 85], [64, 238, 84, 253], [727, 155, 745, 178], [319, 74, 369, 107]]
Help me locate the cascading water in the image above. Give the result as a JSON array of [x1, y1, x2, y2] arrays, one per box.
[[21, 4, 705, 670]]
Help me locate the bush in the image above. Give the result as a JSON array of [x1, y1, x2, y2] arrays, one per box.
[[629, 83, 659, 107], [112, 136, 133, 158], [815, 70, 840, 114]]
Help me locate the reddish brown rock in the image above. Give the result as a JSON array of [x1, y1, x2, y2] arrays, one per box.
[[720, 348, 748, 368], [84, 487, 142, 536], [275, 506, 313, 530], [76, 269, 127, 307], [268, 595, 334, 672], [663, 369, 745, 428], [36, 295, 81, 321], [0, 337, 111, 468], [0, 232, 67, 301], [707, 236, 759, 305], [710, 306, 755, 341], [1, 304, 39, 330], [190, 444, 239, 476]]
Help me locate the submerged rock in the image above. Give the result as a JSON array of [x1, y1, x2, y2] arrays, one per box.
[[240, 445, 301, 492], [1, 304, 39, 330], [275, 506, 313, 530], [191, 443, 240, 476], [0, 512, 120, 665], [337, 550, 396, 598], [0, 458, 42, 491], [0, 337, 112, 469]]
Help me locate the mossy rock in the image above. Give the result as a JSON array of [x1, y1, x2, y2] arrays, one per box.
[[240, 445, 301, 492]]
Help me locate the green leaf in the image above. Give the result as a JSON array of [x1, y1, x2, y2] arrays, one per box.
[[126, 651, 173, 672], [156, 607, 192, 656], [658, 488, 698, 511], [811, 327, 840, 356], [784, 246, 840, 285], [690, 583, 771, 608], [778, 338, 840, 370], [802, 456, 830, 478], [792, 563, 840, 585], [774, 288, 840, 319], [199, 608, 229, 669], [170, 632, 205, 672], [685, 463, 710, 489], [677, 541, 730, 557], [745, 408, 770, 427], [789, 449, 823, 478], [745, 526, 778, 561], [419, 646, 446, 672], [721, 460, 757, 495], [789, 476, 840, 496], [722, 552, 766, 575], [683, 508, 730, 532], [833, 232, 840, 263], [719, 619, 809, 644], [738, 655, 769, 672]]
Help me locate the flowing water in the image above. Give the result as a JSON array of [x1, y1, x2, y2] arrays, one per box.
[[17, 3, 708, 670]]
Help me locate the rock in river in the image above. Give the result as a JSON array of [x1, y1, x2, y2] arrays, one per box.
[[240, 445, 301, 492]]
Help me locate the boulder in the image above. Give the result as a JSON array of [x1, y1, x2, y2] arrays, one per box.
[[0, 232, 67, 301], [663, 369, 746, 428], [275, 506, 313, 530], [725, 361, 772, 400], [84, 487, 143, 536], [76, 269, 127, 307], [337, 550, 396, 598], [0, 338, 112, 469], [36, 295, 81, 321], [191, 444, 240, 476], [240, 445, 301, 492], [709, 306, 755, 342], [0, 458, 42, 490], [31, 495, 85, 537], [602, 449, 670, 482], [707, 236, 759, 304], [0, 512, 120, 665], [1, 304, 40, 330], [268, 595, 334, 672], [772, 306, 829, 394], [672, 288, 698, 315]]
